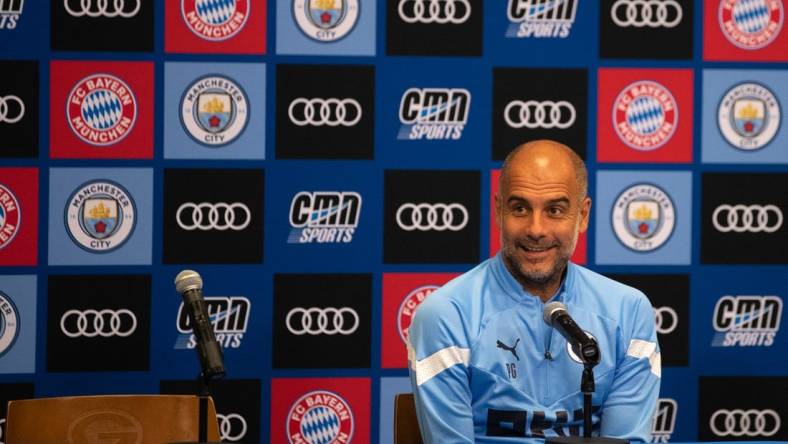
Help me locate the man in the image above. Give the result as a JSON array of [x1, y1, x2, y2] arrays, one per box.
[[407, 140, 660, 443]]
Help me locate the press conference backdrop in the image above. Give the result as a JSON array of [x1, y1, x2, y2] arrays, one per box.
[[0, 0, 786, 443]]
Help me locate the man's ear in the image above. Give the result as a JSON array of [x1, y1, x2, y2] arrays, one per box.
[[494, 193, 502, 228], [578, 196, 591, 233]]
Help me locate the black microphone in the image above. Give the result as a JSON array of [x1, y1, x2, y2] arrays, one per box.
[[175, 270, 225, 380], [543, 301, 600, 366]]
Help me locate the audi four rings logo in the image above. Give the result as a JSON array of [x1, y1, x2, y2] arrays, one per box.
[[64, 0, 141, 17], [712, 205, 783, 233], [396, 203, 469, 231], [217, 413, 247, 442], [398, 0, 471, 24], [287, 98, 362, 127], [285, 307, 360, 335], [176, 202, 251, 231], [654, 306, 678, 334], [504, 100, 576, 129], [710, 409, 781, 437], [0, 95, 24, 123], [611, 0, 682, 28], [60, 309, 138, 338]]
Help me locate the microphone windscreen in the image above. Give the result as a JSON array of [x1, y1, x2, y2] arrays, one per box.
[[543, 301, 567, 326], [175, 269, 202, 294]]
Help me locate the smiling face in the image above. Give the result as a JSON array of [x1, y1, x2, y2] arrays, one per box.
[[495, 141, 590, 300]]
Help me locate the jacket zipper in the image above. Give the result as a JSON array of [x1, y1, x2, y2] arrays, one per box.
[[543, 310, 554, 403]]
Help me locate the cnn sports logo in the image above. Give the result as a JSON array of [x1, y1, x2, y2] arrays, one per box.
[[712, 295, 782, 347], [398, 88, 470, 140], [175, 296, 250, 349], [651, 398, 677, 443], [0, 0, 23, 30], [288, 192, 362, 244]]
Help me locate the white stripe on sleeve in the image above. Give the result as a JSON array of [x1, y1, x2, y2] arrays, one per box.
[[409, 344, 471, 386], [627, 339, 661, 377]]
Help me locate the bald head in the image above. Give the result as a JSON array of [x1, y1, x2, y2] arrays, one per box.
[[499, 140, 588, 201]]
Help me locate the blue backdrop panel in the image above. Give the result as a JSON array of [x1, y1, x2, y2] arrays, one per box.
[[0, 1, 787, 443]]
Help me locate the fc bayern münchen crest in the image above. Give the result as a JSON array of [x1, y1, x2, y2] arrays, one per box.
[[66, 73, 137, 146], [719, 0, 783, 50], [0, 184, 21, 250], [287, 390, 354, 444], [0, 290, 20, 357], [718, 82, 781, 151], [181, 0, 250, 41], [293, 0, 359, 42], [397, 285, 438, 344], [612, 184, 675, 252], [65, 180, 136, 253], [613, 81, 678, 151], [180, 75, 249, 147]]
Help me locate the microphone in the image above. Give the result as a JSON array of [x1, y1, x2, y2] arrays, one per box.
[[175, 270, 225, 380], [543, 301, 600, 366]]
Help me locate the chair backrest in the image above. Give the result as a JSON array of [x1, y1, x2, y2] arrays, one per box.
[[5, 394, 220, 444], [394, 393, 423, 444]]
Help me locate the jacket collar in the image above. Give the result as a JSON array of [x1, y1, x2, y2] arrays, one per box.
[[492, 252, 576, 307]]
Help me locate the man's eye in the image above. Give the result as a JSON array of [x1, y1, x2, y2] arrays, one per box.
[[548, 207, 565, 216], [511, 205, 527, 215]]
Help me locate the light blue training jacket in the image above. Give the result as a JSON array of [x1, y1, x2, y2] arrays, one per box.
[[407, 253, 660, 443]]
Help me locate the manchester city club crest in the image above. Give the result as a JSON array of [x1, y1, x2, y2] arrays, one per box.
[[66, 74, 137, 147], [65, 180, 136, 253], [719, 0, 783, 50], [0, 290, 20, 358], [293, 0, 359, 42], [613, 81, 678, 151], [180, 75, 249, 147], [181, 0, 250, 41], [0, 184, 21, 251], [287, 390, 354, 444], [612, 184, 675, 252], [718, 82, 781, 151]]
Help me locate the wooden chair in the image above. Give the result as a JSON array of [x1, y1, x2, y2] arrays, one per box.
[[5, 394, 220, 444], [394, 393, 423, 444]]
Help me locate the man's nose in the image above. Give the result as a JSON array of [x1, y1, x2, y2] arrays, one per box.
[[525, 211, 548, 239]]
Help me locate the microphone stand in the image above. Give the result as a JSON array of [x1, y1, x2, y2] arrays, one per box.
[[197, 371, 214, 443], [168, 367, 226, 444], [169, 361, 226, 444], [546, 341, 628, 444], [581, 365, 595, 439], [169, 270, 228, 444]]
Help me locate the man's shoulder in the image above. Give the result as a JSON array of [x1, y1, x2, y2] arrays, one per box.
[[423, 257, 501, 310], [410, 258, 500, 340], [570, 263, 651, 309]]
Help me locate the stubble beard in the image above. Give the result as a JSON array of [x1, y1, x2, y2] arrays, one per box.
[[501, 230, 579, 291]]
